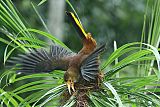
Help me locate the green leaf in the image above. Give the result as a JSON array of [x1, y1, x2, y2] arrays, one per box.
[[104, 82, 123, 107], [38, 0, 47, 6], [27, 28, 68, 49]]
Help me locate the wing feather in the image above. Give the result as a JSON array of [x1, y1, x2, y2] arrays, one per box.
[[80, 44, 105, 81], [7, 45, 76, 73]]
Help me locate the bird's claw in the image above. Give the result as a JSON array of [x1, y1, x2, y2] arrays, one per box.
[[66, 80, 75, 94]]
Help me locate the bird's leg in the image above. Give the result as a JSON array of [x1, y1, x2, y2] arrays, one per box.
[[66, 80, 75, 94], [66, 81, 71, 94], [71, 82, 75, 92]]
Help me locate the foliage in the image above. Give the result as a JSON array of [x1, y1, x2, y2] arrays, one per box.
[[0, 0, 160, 107]]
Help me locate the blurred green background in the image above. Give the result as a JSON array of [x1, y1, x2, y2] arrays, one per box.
[[0, 0, 147, 70]]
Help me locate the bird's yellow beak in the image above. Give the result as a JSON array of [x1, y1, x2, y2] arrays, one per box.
[[66, 80, 75, 94]]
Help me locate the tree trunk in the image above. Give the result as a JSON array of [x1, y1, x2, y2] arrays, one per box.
[[47, 0, 65, 41]]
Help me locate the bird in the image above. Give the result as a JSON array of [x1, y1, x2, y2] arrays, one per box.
[[7, 12, 106, 94]]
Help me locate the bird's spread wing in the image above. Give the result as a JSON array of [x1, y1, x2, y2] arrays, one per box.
[[7, 45, 76, 73], [80, 44, 105, 81]]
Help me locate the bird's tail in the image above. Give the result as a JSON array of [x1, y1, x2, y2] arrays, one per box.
[[66, 11, 97, 52], [66, 11, 87, 39]]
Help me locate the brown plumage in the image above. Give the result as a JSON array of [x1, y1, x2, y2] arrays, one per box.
[[7, 12, 105, 105]]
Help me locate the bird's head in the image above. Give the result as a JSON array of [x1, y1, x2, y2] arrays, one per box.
[[64, 68, 78, 94]]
